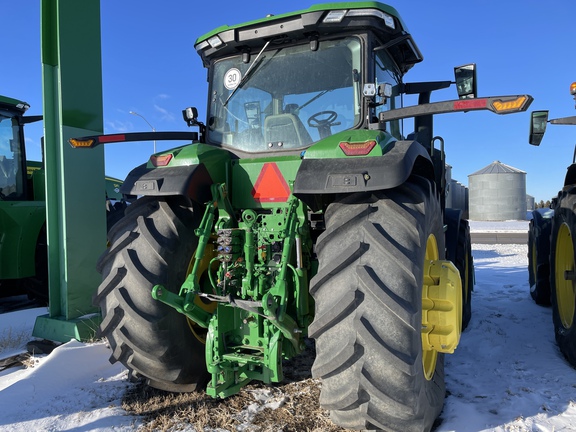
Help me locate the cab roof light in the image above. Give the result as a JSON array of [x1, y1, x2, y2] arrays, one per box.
[[196, 40, 209, 51], [323, 9, 395, 29], [346, 9, 395, 29], [323, 10, 347, 23], [570, 82, 576, 96], [207, 35, 224, 49], [339, 140, 377, 156]]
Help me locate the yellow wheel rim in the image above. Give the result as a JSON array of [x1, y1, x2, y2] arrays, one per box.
[[555, 223, 575, 329], [186, 242, 217, 343], [422, 234, 439, 381], [464, 250, 470, 304]]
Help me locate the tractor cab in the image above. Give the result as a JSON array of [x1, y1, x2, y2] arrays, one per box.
[[193, 3, 421, 155], [0, 96, 29, 200]]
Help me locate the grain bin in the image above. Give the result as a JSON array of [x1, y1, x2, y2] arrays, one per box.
[[526, 194, 535, 211], [468, 161, 527, 220]]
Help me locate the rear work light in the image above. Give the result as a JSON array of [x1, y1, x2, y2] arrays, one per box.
[[339, 140, 377, 156]]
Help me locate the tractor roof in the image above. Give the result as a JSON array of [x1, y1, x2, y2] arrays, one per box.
[[0, 95, 30, 117], [195, 2, 421, 74]]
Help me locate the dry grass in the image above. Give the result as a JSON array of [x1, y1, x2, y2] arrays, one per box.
[[0, 327, 31, 353], [123, 379, 350, 432], [122, 342, 354, 432], [22, 355, 38, 368]]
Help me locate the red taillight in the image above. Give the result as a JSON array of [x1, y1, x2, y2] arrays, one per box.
[[150, 154, 173, 167], [339, 140, 377, 156]]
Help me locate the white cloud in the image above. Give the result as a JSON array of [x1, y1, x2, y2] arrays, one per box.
[[154, 103, 175, 122]]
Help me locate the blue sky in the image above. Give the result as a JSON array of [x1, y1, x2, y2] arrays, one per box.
[[4, 1, 576, 203]]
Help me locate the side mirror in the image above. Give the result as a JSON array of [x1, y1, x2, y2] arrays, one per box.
[[529, 110, 549, 146], [454, 64, 477, 99]]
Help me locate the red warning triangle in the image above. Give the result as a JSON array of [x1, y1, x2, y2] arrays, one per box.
[[251, 162, 291, 203]]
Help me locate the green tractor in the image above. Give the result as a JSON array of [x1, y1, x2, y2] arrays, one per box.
[[72, 3, 532, 430], [0, 95, 126, 302], [528, 82, 576, 367]]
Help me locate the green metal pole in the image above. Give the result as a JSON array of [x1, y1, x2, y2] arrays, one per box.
[[33, 0, 106, 342]]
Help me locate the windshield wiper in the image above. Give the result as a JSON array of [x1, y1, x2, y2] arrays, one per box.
[[296, 90, 332, 112], [224, 40, 271, 107]]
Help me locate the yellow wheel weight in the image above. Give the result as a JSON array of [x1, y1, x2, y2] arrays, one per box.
[[421, 234, 463, 380]]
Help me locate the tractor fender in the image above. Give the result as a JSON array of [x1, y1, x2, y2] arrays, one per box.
[[120, 163, 214, 204], [293, 140, 434, 210], [564, 163, 576, 188], [0, 205, 45, 279]]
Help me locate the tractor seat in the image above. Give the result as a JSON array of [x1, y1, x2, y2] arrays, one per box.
[[264, 114, 312, 149]]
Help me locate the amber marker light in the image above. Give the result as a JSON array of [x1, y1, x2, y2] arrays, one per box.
[[339, 140, 377, 156], [68, 138, 95, 148], [490, 96, 528, 113]]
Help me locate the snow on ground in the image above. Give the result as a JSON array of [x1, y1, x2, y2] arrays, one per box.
[[468, 219, 530, 233], [0, 308, 139, 431], [1, 222, 576, 431], [438, 243, 576, 432]]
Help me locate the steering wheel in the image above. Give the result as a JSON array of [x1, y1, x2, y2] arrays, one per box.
[[307, 111, 339, 128]]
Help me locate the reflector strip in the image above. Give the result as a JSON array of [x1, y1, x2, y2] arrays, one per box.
[[99, 134, 126, 143], [453, 99, 487, 110], [252, 162, 291, 203]]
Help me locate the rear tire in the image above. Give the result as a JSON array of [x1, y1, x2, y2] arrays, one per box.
[[550, 191, 576, 366], [309, 176, 445, 432], [457, 219, 473, 330], [528, 209, 552, 305], [94, 195, 208, 391], [106, 199, 129, 231]]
